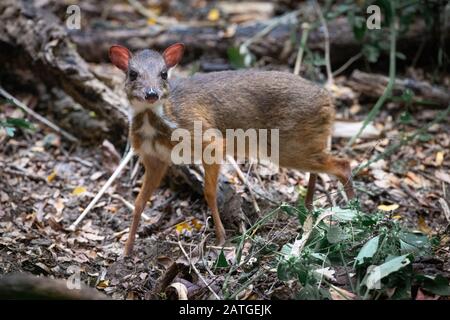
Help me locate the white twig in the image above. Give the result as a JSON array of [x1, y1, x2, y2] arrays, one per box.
[[439, 198, 450, 223], [0, 87, 78, 143], [178, 241, 221, 300], [226, 156, 260, 213], [313, 0, 333, 87], [69, 149, 134, 230], [111, 194, 150, 221]]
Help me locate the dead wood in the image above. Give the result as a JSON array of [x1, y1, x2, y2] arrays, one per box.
[[70, 15, 444, 70], [0, 273, 108, 300], [348, 70, 450, 107], [0, 0, 247, 227], [0, 0, 129, 145]]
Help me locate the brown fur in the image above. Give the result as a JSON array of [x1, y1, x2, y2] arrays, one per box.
[[109, 44, 355, 256]]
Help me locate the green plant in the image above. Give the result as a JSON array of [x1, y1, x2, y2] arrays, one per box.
[[275, 201, 448, 300], [0, 117, 33, 137]]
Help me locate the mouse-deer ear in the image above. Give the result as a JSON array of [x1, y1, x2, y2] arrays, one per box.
[[109, 45, 132, 71], [162, 43, 185, 69]]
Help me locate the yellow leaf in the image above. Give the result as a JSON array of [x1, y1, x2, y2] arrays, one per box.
[[191, 218, 204, 231], [392, 215, 402, 220], [207, 8, 220, 21], [47, 170, 57, 183], [96, 279, 109, 290], [175, 221, 192, 235], [147, 17, 157, 25], [418, 216, 432, 235], [436, 151, 444, 166], [378, 204, 399, 211], [72, 186, 87, 196]]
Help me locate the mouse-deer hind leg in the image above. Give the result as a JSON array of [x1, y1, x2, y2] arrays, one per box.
[[202, 162, 226, 246], [324, 156, 355, 201], [305, 173, 317, 211], [124, 155, 168, 256], [300, 153, 355, 207]]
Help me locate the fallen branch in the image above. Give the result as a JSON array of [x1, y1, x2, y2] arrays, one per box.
[[0, 0, 129, 145], [69, 149, 134, 230], [177, 241, 221, 300], [0, 87, 78, 143], [347, 70, 450, 107]]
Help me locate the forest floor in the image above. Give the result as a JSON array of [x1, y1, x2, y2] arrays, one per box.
[[1, 67, 449, 299], [1, 0, 449, 300]]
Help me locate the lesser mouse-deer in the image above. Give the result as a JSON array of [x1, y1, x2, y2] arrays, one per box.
[[109, 43, 355, 256]]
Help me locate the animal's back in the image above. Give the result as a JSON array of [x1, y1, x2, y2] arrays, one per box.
[[169, 70, 334, 136]]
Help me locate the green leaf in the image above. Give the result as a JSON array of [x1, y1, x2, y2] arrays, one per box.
[[277, 260, 294, 281], [352, 16, 367, 41], [418, 133, 432, 142], [5, 126, 15, 137], [362, 44, 380, 63], [214, 250, 229, 268], [399, 232, 431, 256], [401, 88, 414, 104], [363, 255, 411, 290], [418, 275, 450, 296], [355, 235, 380, 266], [396, 52, 406, 60], [330, 207, 358, 222], [296, 284, 321, 300], [6, 118, 33, 129], [327, 225, 347, 244], [227, 46, 246, 69], [399, 111, 413, 124]]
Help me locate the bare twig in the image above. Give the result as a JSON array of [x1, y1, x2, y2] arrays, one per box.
[[165, 240, 235, 251], [227, 156, 260, 214], [177, 241, 221, 300], [69, 149, 134, 230], [333, 52, 363, 77], [111, 194, 150, 221], [293, 22, 311, 76], [2, 166, 48, 184], [313, 0, 333, 87], [127, 0, 173, 25], [438, 198, 450, 223], [347, 13, 397, 147], [0, 87, 78, 143]]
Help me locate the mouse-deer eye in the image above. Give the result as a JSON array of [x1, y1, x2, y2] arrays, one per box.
[[160, 70, 168, 80], [129, 70, 138, 81]]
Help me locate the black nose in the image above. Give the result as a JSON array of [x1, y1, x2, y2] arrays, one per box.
[[145, 89, 159, 100]]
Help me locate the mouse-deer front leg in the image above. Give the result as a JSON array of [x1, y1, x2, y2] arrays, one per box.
[[124, 155, 168, 256], [202, 162, 226, 246]]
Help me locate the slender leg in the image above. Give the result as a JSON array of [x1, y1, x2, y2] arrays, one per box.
[[124, 155, 168, 256], [326, 156, 355, 200], [202, 162, 226, 246], [305, 173, 317, 211], [300, 154, 355, 205]]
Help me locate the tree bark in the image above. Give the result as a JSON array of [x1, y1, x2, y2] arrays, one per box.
[[69, 15, 446, 71], [347, 70, 450, 107], [0, 0, 129, 145], [0, 0, 247, 225]]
